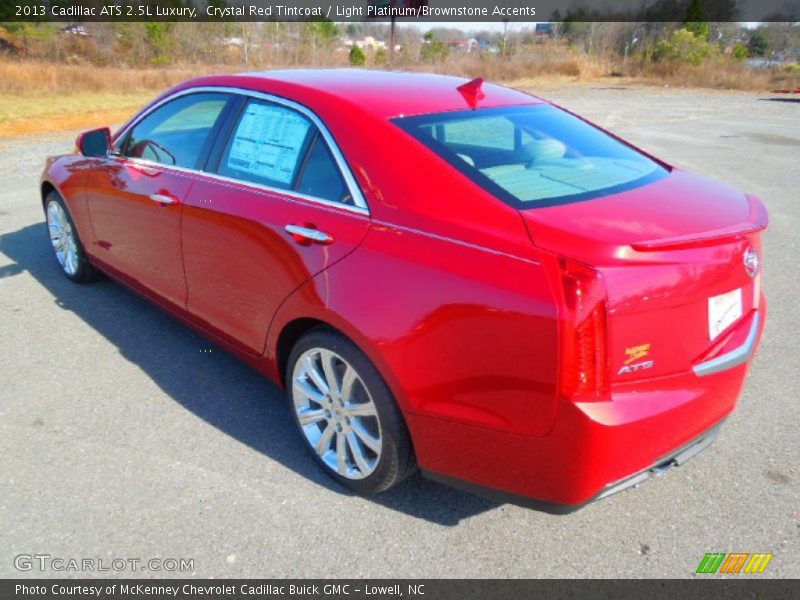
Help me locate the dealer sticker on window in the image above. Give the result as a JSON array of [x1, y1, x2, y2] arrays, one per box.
[[708, 288, 743, 340]]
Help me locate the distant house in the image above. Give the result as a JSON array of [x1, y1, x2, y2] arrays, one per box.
[[451, 38, 479, 52], [342, 36, 387, 51], [775, 49, 800, 64], [62, 24, 89, 36]]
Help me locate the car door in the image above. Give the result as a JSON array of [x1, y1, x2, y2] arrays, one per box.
[[181, 95, 370, 355], [84, 92, 233, 307]]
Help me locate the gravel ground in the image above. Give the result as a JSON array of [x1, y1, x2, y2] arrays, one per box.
[[0, 85, 798, 579]]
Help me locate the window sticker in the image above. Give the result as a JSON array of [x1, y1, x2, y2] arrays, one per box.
[[227, 103, 311, 185]]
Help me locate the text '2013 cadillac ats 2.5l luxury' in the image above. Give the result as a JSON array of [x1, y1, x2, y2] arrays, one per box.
[[41, 70, 767, 512]]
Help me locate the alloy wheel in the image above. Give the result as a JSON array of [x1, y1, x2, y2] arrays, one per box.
[[292, 348, 382, 480], [46, 200, 79, 276]]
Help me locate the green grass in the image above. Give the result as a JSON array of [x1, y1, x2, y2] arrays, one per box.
[[1, 22, 60, 39]]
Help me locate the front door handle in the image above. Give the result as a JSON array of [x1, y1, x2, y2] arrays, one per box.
[[285, 224, 334, 245], [150, 192, 179, 205]]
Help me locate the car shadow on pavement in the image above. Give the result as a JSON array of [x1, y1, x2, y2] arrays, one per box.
[[758, 97, 800, 104], [1, 223, 500, 525]]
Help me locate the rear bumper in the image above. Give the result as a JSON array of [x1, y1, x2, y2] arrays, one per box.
[[594, 418, 722, 501], [408, 306, 764, 510], [422, 419, 724, 514], [409, 370, 743, 509], [693, 312, 760, 376]]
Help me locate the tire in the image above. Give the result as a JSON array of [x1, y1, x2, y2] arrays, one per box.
[[286, 327, 417, 494], [44, 191, 100, 283]]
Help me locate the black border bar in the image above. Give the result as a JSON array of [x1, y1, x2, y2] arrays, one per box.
[[4, 579, 800, 600], [3, 0, 800, 23]]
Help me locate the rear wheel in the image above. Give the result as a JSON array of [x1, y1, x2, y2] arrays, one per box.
[[287, 328, 416, 494], [45, 191, 99, 283]]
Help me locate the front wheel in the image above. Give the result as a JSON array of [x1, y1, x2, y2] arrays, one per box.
[[44, 191, 99, 283], [286, 328, 416, 494]]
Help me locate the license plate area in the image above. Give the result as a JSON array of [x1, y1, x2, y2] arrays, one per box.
[[708, 288, 742, 340]]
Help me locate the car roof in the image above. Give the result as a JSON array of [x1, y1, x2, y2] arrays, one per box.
[[189, 69, 543, 119]]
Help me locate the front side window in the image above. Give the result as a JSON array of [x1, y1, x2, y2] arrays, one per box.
[[216, 99, 351, 204], [121, 93, 230, 169], [394, 104, 669, 208]]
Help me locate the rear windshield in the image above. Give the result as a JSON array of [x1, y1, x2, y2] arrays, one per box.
[[393, 104, 669, 208]]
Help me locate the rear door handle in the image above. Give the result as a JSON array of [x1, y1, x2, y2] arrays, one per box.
[[285, 224, 333, 245], [150, 192, 179, 205]]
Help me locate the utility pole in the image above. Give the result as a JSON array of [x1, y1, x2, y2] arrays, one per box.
[[390, 16, 396, 64], [242, 23, 249, 65]]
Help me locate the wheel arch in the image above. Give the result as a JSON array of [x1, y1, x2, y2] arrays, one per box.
[[41, 180, 60, 209], [269, 307, 412, 418], [275, 317, 328, 388]]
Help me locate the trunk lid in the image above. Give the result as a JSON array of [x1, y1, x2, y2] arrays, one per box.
[[522, 169, 767, 384], [520, 169, 765, 261]]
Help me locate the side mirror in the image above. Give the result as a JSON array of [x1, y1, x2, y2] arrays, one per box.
[[77, 127, 111, 157]]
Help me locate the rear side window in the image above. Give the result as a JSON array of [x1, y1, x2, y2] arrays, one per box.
[[296, 136, 350, 204], [218, 100, 313, 188], [215, 98, 352, 204], [394, 105, 669, 208], [121, 93, 229, 169]]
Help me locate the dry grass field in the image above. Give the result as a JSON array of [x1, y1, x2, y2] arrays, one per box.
[[0, 61, 219, 137], [0, 92, 159, 137], [0, 56, 797, 138]]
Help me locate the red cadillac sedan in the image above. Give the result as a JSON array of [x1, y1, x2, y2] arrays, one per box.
[[41, 70, 767, 512]]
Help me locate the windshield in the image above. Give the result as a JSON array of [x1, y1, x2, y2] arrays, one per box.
[[393, 104, 669, 208]]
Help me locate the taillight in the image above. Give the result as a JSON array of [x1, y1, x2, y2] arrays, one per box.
[[558, 258, 610, 400]]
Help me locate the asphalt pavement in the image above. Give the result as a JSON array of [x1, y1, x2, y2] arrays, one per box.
[[0, 85, 798, 578]]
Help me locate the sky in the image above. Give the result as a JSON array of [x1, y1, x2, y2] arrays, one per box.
[[397, 21, 533, 33], [395, 21, 762, 33]]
